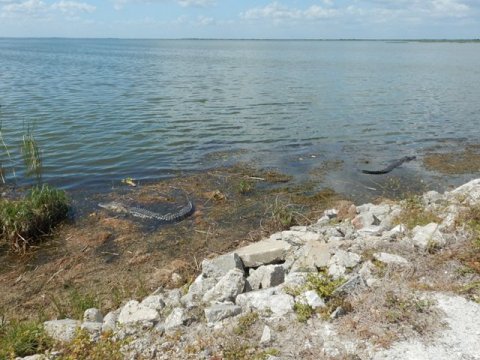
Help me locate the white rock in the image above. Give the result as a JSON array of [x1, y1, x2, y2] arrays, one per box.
[[328, 250, 361, 268], [201, 253, 244, 279], [81, 321, 102, 340], [141, 295, 166, 311], [235, 288, 294, 316], [411, 223, 446, 250], [448, 178, 480, 205], [247, 265, 285, 290], [333, 274, 365, 296], [359, 261, 378, 287], [44, 319, 81, 342], [181, 274, 217, 307], [260, 325, 273, 344], [290, 241, 331, 272], [164, 307, 187, 330], [298, 290, 326, 309], [203, 268, 245, 303], [373, 252, 409, 265], [118, 300, 160, 326], [83, 308, 103, 323], [324, 209, 338, 219], [235, 238, 292, 267], [102, 309, 120, 333], [204, 303, 242, 323], [382, 224, 407, 241], [328, 263, 346, 279], [357, 225, 383, 236]]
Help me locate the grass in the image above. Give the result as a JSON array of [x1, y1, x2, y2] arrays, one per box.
[[237, 179, 254, 195], [57, 329, 123, 360], [50, 288, 99, 320], [394, 195, 441, 229], [0, 320, 52, 360], [21, 124, 42, 180], [0, 184, 69, 251], [266, 197, 298, 231], [233, 312, 259, 336]]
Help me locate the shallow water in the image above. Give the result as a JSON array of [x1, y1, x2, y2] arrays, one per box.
[[0, 39, 479, 197]]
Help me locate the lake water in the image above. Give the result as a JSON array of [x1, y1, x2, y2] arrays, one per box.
[[0, 39, 479, 198]]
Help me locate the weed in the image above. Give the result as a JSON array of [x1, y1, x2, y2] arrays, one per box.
[[0, 320, 52, 359], [293, 302, 314, 322], [233, 312, 259, 336], [0, 184, 69, 251], [237, 179, 254, 195], [255, 348, 281, 360], [49, 288, 99, 320], [57, 329, 123, 360], [394, 195, 440, 229], [21, 123, 42, 181], [222, 342, 250, 360], [304, 272, 345, 301], [267, 197, 297, 231]]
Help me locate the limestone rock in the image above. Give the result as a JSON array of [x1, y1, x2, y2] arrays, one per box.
[[235, 238, 292, 267], [203, 268, 245, 303], [118, 300, 160, 326], [411, 223, 446, 250], [141, 295, 166, 311], [204, 303, 242, 323], [164, 307, 188, 330], [181, 274, 217, 308], [102, 309, 120, 333], [81, 321, 102, 340], [201, 253, 244, 279], [260, 325, 273, 344], [246, 265, 285, 290], [290, 241, 331, 272], [328, 250, 361, 268], [333, 274, 365, 296], [236, 288, 294, 316], [83, 308, 103, 323], [448, 178, 480, 205], [298, 290, 326, 309], [44, 319, 81, 342], [373, 252, 409, 265]]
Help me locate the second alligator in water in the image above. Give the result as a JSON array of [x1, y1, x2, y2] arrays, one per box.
[[361, 156, 417, 175], [98, 199, 194, 223]]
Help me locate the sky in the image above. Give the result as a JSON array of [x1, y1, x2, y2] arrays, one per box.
[[0, 0, 479, 39]]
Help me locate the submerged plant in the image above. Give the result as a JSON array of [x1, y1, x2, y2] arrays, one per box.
[[21, 123, 42, 181]]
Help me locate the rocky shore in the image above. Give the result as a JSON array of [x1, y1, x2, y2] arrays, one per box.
[[22, 179, 480, 359]]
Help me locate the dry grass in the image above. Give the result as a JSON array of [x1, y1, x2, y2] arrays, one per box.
[[394, 195, 441, 229], [423, 145, 480, 174]]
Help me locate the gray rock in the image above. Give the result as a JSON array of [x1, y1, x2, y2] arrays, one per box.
[[333, 274, 365, 296], [204, 303, 242, 323], [277, 230, 322, 246], [44, 319, 81, 342], [163, 288, 183, 307], [203, 268, 245, 303], [118, 300, 160, 326], [164, 307, 187, 330], [102, 309, 120, 333], [357, 225, 383, 236], [141, 295, 166, 311], [382, 224, 407, 241], [83, 308, 103, 323], [448, 178, 480, 205], [201, 253, 244, 279], [423, 190, 444, 205], [235, 288, 294, 316], [324, 209, 338, 219], [290, 241, 331, 272], [359, 261, 378, 287], [373, 252, 409, 265], [247, 265, 285, 290], [235, 238, 292, 267], [330, 306, 347, 319], [260, 325, 273, 344], [411, 223, 446, 250], [328, 263, 347, 279]]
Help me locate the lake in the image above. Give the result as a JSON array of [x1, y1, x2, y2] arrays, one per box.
[[0, 39, 479, 198]]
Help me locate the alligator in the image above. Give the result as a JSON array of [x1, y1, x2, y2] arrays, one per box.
[[98, 199, 194, 223], [361, 156, 417, 175]]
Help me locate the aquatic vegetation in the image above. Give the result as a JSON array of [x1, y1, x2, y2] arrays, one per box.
[[21, 123, 42, 181], [0, 184, 69, 252]]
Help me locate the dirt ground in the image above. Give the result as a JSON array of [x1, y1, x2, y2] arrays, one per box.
[[0, 164, 344, 323]]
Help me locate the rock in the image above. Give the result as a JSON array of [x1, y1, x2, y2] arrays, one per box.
[[181, 274, 217, 308], [357, 225, 383, 236], [102, 309, 120, 333], [118, 300, 160, 326], [382, 224, 407, 241], [246, 265, 285, 290], [423, 190, 444, 205], [201, 253, 244, 279], [141, 295, 166, 311], [411, 223, 446, 250], [236, 288, 294, 316], [44, 319, 81, 342], [328, 250, 361, 268], [448, 178, 480, 205], [298, 290, 326, 309], [290, 241, 331, 272], [328, 263, 347, 279], [260, 325, 273, 344], [276, 230, 322, 246], [324, 209, 338, 219], [359, 261, 378, 287], [330, 306, 347, 319], [235, 238, 292, 267], [83, 308, 103, 323], [282, 272, 308, 288], [163, 288, 183, 307], [204, 303, 242, 323], [203, 268, 245, 303], [81, 321, 102, 340], [373, 252, 409, 265], [164, 307, 188, 330], [333, 274, 365, 296]]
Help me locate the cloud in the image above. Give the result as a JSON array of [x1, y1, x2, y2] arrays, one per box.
[[51, 0, 95, 13], [177, 0, 214, 8], [111, 0, 214, 11], [241, 2, 337, 21]]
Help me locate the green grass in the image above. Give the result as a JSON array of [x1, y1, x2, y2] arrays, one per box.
[[0, 184, 69, 251], [21, 126, 42, 180], [0, 320, 52, 360], [394, 195, 441, 229], [57, 329, 124, 360], [233, 312, 259, 336]]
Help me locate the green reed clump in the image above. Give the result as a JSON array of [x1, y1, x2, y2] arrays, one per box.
[[0, 184, 69, 252], [21, 125, 42, 181]]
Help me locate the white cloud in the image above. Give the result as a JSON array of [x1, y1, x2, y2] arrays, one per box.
[[241, 2, 337, 21], [51, 0, 95, 13], [2, 0, 47, 16], [177, 0, 214, 8], [196, 14, 213, 25]]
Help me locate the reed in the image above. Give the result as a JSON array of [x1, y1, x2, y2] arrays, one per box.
[[21, 123, 42, 181]]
